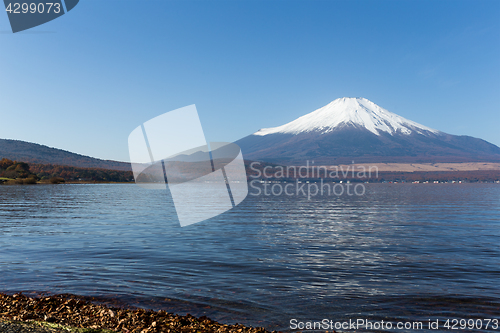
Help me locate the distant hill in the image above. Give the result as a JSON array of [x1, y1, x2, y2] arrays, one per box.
[[0, 139, 131, 171]]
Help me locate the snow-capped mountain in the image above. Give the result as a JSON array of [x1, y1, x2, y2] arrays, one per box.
[[254, 97, 439, 137], [236, 97, 500, 164]]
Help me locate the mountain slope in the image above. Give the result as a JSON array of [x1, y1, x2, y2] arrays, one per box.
[[236, 97, 500, 164], [0, 139, 131, 171]]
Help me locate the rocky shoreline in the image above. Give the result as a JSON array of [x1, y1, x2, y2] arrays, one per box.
[[0, 294, 281, 333]]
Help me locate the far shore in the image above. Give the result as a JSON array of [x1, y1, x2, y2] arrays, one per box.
[[2, 161, 500, 185], [332, 162, 500, 172], [0, 179, 134, 185]]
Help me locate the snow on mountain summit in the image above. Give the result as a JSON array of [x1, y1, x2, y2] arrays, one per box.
[[254, 97, 440, 137]]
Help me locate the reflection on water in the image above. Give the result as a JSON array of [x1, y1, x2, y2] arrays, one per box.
[[0, 184, 499, 332]]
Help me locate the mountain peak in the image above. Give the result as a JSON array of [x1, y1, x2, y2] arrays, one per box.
[[254, 97, 439, 137]]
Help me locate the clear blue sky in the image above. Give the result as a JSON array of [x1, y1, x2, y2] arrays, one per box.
[[1, 0, 499, 162]]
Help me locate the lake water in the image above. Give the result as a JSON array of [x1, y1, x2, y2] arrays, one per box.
[[1, 183, 499, 332]]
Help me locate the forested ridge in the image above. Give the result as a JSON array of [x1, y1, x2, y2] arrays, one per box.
[[0, 139, 130, 171]]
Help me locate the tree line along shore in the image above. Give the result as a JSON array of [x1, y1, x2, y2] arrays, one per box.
[[1, 157, 499, 185], [0, 158, 134, 185]]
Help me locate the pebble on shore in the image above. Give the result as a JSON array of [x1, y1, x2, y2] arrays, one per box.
[[0, 293, 281, 333]]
